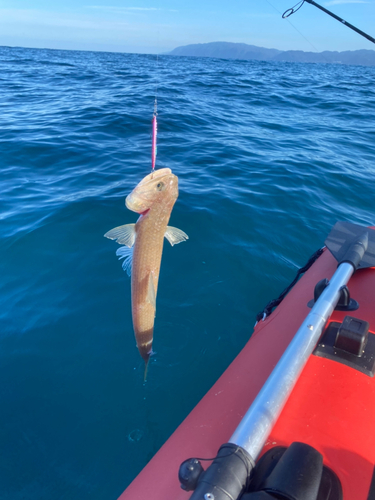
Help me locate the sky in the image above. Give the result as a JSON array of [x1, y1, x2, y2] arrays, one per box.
[[0, 0, 374, 54]]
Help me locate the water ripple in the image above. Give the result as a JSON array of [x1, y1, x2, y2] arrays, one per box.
[[1, 45, 375, 500]]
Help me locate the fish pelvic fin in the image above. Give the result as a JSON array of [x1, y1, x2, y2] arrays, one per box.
[[104, 223, 136, 247], [116, 246, 133, 277], [164, 226, 189, 246]]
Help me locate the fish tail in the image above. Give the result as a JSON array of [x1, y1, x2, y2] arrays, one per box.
[[142, 349, 155, 382], [137, 329, 154, 381], [143, 359, 149, 382]]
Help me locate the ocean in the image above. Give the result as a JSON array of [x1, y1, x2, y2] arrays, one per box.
[[1, 45, 374, 499]]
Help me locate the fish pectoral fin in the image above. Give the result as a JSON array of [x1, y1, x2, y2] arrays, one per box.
[[116, 246, 133, 277], [146, 272, 157, 312], [164, 226, 189, 246], [104, 224, 136, 247]]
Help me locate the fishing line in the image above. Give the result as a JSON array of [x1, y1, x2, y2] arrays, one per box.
[[264, 0, 320, 53], [150, 5, 162, 175], [154, 53, 159, 118]]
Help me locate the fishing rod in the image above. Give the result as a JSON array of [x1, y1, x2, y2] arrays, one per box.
[[283, 0, 375, 45]]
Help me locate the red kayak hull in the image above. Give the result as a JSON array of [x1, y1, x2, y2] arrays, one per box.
[[119, 248, 375, 500]]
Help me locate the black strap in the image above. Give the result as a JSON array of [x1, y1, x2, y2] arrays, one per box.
[[255, 246, 325, 324]]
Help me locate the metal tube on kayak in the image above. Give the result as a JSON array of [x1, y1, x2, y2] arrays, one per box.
[[229, 261, 354, 459], [180, 223, 373, 499]]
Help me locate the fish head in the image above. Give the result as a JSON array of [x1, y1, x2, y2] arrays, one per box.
[[125, 168, 178, 214]]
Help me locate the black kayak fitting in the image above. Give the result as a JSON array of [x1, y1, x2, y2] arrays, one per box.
[[179, 443, 255, 499], [179, 442, 342, 499]]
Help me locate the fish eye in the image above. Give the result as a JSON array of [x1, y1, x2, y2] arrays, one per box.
[[156, 182, 165, 191]]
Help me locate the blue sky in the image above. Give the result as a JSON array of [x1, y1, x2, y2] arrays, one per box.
[[0, 0, 374, 53]]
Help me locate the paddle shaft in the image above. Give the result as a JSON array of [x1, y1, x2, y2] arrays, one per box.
[[229, 261, 354, 459], [184, 224, 371, 499]]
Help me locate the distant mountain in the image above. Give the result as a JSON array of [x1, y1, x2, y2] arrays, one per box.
[[169, 42, 281, 61], [168, 42, 375, 67]]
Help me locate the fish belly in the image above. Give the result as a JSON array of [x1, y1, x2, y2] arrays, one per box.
[[131, 223, 164, 363]]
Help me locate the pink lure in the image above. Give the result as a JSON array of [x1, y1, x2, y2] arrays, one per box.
[[151, 114, 157, 170]]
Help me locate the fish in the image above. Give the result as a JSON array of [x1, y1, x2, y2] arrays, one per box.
[[104, 168, 188, 379]]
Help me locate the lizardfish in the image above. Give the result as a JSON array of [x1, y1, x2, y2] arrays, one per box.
[[104, 168, 188, 378]]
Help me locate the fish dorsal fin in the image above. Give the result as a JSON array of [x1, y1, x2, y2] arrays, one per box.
[[147, 272, 156, 313], [164, 226, 189, 246], [116, 246, 133, 277], [104, 223, 136, 247]]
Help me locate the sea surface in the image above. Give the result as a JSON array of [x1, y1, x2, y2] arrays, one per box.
[[1, 45, 374, 499]]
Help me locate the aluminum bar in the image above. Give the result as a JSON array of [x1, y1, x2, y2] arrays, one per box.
[[229, 262, 354, 459]]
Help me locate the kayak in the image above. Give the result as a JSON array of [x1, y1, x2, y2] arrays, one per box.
[[118, 221, 375, 500]]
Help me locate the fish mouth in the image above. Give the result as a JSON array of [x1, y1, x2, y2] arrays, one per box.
[[125, 168, 176, 214], [125, 194, 150, 213]]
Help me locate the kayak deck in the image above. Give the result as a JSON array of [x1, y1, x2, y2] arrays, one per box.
[[119, 247, 375, 500]]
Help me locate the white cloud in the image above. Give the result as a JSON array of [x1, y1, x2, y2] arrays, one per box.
[[0, 6, 179, 53], [88, 6, 158, 11], [87, 6, 178, 13], [324, 0, 369, 5], [0, 8, 129, 29]]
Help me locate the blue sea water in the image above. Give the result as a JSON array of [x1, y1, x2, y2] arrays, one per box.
[[1, 45, 375, 499]]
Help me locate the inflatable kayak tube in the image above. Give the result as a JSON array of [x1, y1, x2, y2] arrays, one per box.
[[119, 221, 375, 500]]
